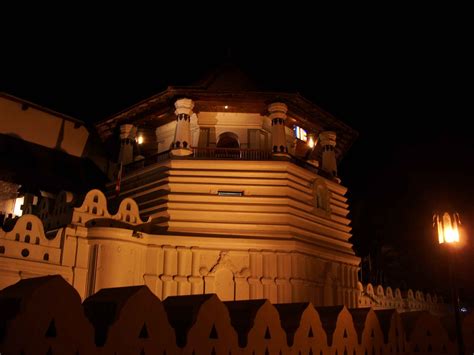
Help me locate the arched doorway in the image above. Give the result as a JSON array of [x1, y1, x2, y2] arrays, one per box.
[[217, 132, 239, 148], [216, 132, 240, 158]]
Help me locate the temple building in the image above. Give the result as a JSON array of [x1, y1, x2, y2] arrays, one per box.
[[0, 65, 361, 307]]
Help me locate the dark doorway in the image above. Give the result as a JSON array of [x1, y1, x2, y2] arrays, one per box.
[[217, 132, 240, 148], [216, 132, 240, 158]]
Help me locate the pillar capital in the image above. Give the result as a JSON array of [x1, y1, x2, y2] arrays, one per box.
[[174, 98, 194, 116], [268, 102, 288, 120], [319, 131, 337, 147], [119, 124, 136, 140]]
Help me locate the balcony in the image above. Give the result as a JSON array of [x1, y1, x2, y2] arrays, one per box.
[[191, 147, 272, 160], [123, 147, 331, 179]]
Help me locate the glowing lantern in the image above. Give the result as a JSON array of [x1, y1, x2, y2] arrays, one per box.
[[137, 135, 144, 145], [434, 212, 461, 244], [307, 133, 317, 148]]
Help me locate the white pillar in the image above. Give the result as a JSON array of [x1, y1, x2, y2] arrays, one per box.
[[268, 102, 289, 156], [119, 124, 136, 165], [319, 131, 338, 178], [171, 98, 194, 156]]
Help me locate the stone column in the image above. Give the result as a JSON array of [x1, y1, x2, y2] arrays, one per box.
[[171, 98, 194, 156], [190, 247, 203, 294], [119, 124, 136, 165], [268, 102, 289, 156], [161, 246, 177, 298], [319, 131, 338, 178]]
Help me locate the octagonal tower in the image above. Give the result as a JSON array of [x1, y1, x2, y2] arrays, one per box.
[[93, 64, 359, 307]]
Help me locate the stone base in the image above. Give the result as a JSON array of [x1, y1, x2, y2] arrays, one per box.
[[171, 148, 193, 157]]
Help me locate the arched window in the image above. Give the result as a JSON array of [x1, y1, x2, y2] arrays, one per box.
[[217, 132, 239, 148]]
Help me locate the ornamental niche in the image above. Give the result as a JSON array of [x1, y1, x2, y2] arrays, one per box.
[[312, 179, 331, 214]]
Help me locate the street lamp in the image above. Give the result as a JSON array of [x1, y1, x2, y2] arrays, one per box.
[[433, 212, 465, 355]]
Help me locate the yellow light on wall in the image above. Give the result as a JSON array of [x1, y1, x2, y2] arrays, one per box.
[[434, 212, 461, 244], [137, 136, 144, 145], [307, 134, 316, 148]]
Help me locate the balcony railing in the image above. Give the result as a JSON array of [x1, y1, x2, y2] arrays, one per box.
[[191, 147, 273, 160], [122, 147, 331, 179], [123, 150, 171, 174]]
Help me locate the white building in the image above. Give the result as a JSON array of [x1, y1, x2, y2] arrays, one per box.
[[0, 65, 361, 307]]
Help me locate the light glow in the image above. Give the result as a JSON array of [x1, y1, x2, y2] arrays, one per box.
[[224, 105, 229, 109], [137, 136, 144, 145], [434, 212, 460, 244], [308, 135, 316, 148]]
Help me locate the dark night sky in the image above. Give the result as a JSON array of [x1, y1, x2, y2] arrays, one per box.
[[2, 16, 472, 302]]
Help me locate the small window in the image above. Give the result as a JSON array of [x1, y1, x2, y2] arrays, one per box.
[[294, 126, 307, 142], [43, 253, 49, 261], [26, 222, 32, 231], [218, 191, 243, 196], [0, 246, 5, 254], [93, 195, 99, 203], [24, 235, 30, 243]]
